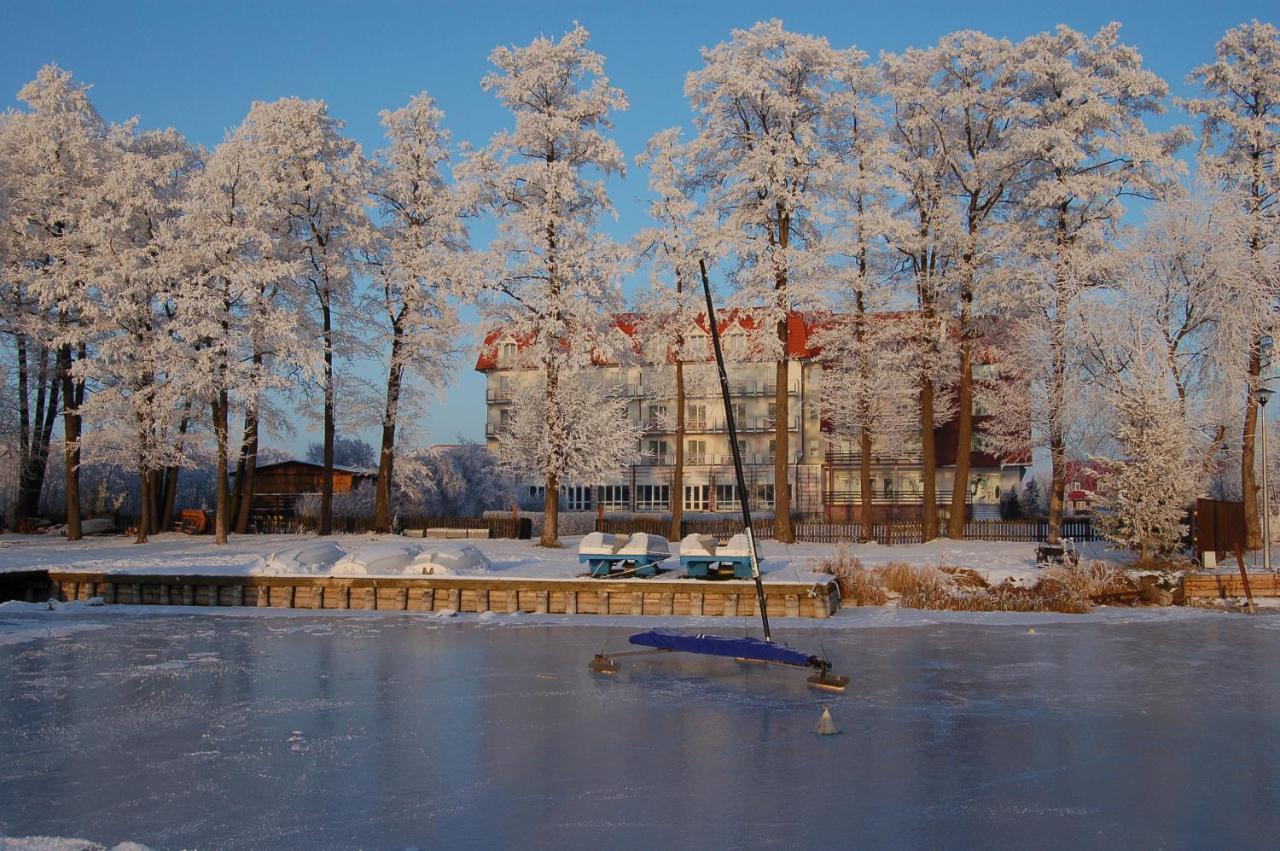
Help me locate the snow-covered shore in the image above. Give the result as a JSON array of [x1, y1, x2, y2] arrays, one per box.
[[0, 530, 1128, 585]]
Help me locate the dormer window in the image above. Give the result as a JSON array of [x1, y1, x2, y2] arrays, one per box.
[[501, 342, 516, 363]]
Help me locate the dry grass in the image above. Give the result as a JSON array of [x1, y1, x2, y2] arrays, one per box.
[[878, 561, 951, 597], [813, 547, 889, 606], [939, 566, 990, 591], [817, 556, 1138, 614], [1040, 560, 1135, 600]]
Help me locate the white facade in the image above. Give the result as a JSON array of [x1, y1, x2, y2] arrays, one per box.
[[479, 326, 1025, 519]]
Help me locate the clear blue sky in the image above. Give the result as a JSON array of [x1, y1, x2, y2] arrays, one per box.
[[2, 0, 1273, 451]]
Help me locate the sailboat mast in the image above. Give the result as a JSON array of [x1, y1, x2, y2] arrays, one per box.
[[698, 259, 772, 642]]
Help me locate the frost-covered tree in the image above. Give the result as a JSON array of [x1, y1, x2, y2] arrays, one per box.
[[881, 47, 961, 540], [395, 442, 516, 517], [75, 127, 200, 542], [365, 92, 472, 533], [306, 435, 375, 469], [0, 66, 114, 539], [1081, 186, 1251, 484], [174, 113, 301, 544], [462, 25, 629, 546], [817, 52, 909, 534], [251, 98, 370, 537], [1183, 20, 1280, 550], [684, 19, 854, 542], [888, 33, 1031, 537], [634, 128, 716, 540], [1013, 23, 1186, 544], [1094, 360, 1201, 560], [495, 376, 639, 513]]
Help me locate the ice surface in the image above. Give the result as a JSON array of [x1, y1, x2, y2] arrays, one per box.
[[0, 609, 1277, 848]]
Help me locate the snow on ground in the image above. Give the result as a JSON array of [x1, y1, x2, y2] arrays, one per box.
[[0, 530, 1115, 584], [0, 837, 149, 851]]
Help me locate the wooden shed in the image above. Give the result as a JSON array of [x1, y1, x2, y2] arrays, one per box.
[[249, 460, 375, 516]]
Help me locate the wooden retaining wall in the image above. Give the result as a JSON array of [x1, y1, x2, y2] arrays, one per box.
[[1183, 573, 1280, 599], [45, 572, 840, 619]]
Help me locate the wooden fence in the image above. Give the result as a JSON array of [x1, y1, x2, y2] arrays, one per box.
[[596, 516, 1096, 545]]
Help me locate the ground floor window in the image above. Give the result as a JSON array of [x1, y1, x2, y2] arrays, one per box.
[[715, 483, 740, 512], [684, 484, 710, 511], [600, 485, 630, 511], [564, 485, 592, 511], [636, 484, 669, 511], [754, 483, 774, 509]]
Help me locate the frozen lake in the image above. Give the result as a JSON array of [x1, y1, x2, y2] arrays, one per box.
[[1, 610, 1279, 849]]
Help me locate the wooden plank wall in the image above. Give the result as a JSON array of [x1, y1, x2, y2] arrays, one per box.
[[46, 572, 840, 618], [1183, 573, 1280, 598]]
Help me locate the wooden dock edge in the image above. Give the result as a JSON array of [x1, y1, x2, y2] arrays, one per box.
[[1182, 573, 1280, 599], [45, 572, 841, 619]]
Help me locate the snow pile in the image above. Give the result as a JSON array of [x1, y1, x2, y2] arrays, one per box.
[[252, 541, 492, 577], [0, 838, 150, 851], [253, 541, 347, 575], [331, 544, 427, 576]]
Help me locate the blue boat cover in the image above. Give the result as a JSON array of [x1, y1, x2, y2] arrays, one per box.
[[628, 629, 816, 668]]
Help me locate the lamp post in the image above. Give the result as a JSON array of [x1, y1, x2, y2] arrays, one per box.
[[1259, 386, 1274, 573]]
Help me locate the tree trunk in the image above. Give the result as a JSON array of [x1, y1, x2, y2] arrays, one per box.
[[671, 358, 684, 542], [158, 411, 191, 533], [59, 344, 81, 542], [135, 463, 150, 545], [229, 409, 251, 526], [540, 351, 561, 547], [859, 425, 874, 537], [374, 323, 405, 534], [948, 336, 974, 538], [1243, 343, 1263, 550], [920, 376, 938, 541], [1048, 436, 1066, 546], [319, 290, 335, 536], [773, 353, 793, 541], [212, 392, 229, 545], [233, 411, 259, 534]]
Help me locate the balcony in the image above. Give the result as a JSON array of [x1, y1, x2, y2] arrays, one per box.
[[687, 381, 801, 399], [824, 489, 956, 506], [484, 422, 499, 437], [825, 451, 924, 467], [486, 388, 512, 404]]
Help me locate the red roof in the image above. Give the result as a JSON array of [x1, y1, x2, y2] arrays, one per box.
[[475, 311, 822, 371]]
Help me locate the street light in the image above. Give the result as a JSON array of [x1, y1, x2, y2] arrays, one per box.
[[1259, 386, 1274, 573]]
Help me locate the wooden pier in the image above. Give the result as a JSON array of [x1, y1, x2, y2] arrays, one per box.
[[45, 571, 841, 619]]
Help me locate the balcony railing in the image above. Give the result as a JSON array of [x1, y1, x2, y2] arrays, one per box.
[[486, 388, 512, 403], [689, 381, 801, 398], [484, 422, 499, 437], [825, 451, 924, 466], [823, 489, 998, 506], [633, 452, 793, 467], [683, 417, 800, 434]]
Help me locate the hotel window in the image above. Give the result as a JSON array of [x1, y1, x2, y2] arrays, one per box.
[[564, 486, 592, 511], [648, 440, 668, 463], [600, 485, 630, 510], [648, 404, 666, 424], [687, 404, 707, 429], [715, 483, 740, 511], [684, 484, 710, 511], [688, 440, 707, 464], [754, 483, 775, 509], [636, 484, 670, 511]]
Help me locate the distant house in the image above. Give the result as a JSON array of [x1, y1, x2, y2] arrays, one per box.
[[1064, 461, 1103, 516], [249, 460, 375, 516]]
